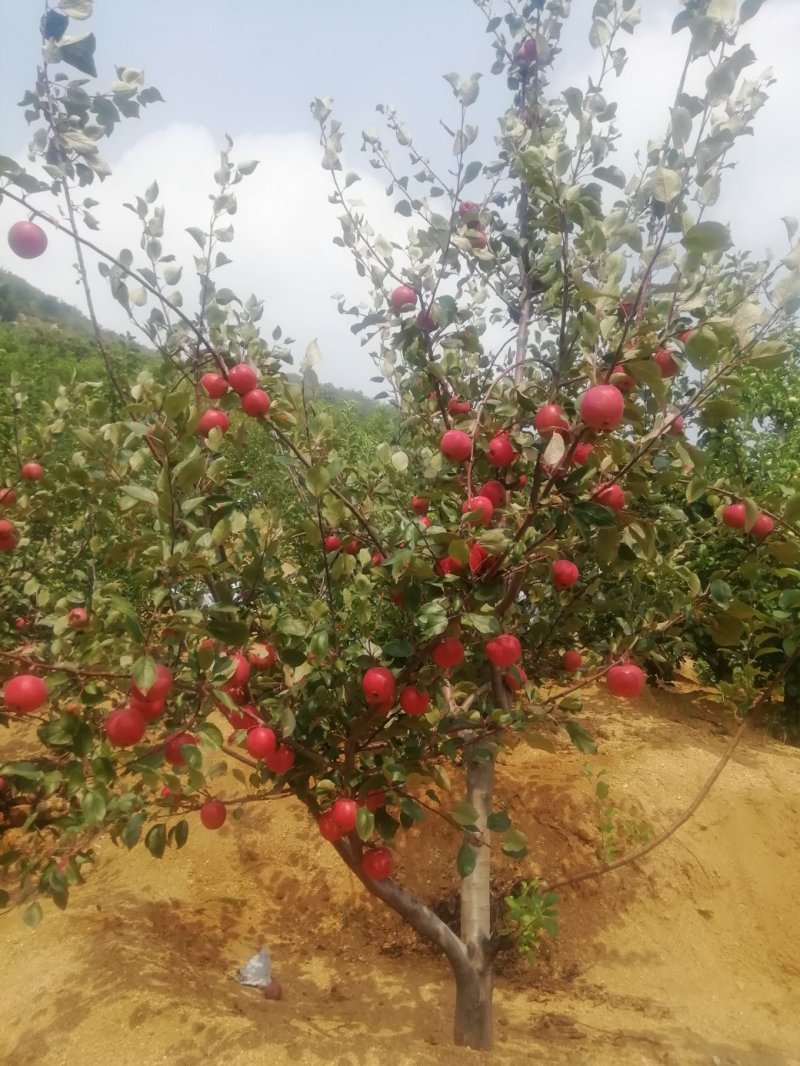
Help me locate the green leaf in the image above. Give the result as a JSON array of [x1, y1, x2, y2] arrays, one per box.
[[305, 465, 330, 497], [565, 720, 597, 754], [174, 819, 189, 849], [145, 824, 167, 859], [709, 580, 733, 607], [382, 639, 415, 659], [121, 812, 146, 848], [451, 801, 479, 828], [784, 494, 800, 524], [461, 612, 500, 635], [121, 484, 158, 506], [487, 811, 511, 832], [457, 843, 476, 877], [59, 0, 93, 16], [356, 807, 375, 842], [208, 617, 251, 646], [81, 789, 107, 827], [60, 33, 98, 77], [740, 0, 766, 21], [708, 612, 744, 648], [652, 167, 682, 205], [501, 829, 529, 859], [24, 902, 43, 929], [131, 655, 157, 695], [682, 221, 731, 253]]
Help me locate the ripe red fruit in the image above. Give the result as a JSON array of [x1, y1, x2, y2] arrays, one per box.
[[342, 539, 360, 555], [106, 706, 147, 747], [200, 372, 229, 398], [513, 38, 537, 65], [480, 480, 506, 508], [0, 487, 17, 507], [227, 704, 260, 731], [751, 514, 774, 539], [486, 634, 522, 668], [226, 652, 251, 689], [363, 789, 386, 811], [517, 474, 528, 488], [438, 555, 464, 576], [469, 541, 490, 574], [266, 745, 295, 774], [21, 461, 43, 481], [534, 404, 569, 435], [200, 800, 227, 830], [246, 726, 277, 761], [592, 483, 625, 513], [362, 666, 396, 705], [440, 429, 472, 462], [417, 309, 436, 332], [461, 495, 494, 526], [362, 847, 394, 880], [562, 649, 583, 672], [371, 551, 385, 566], [130, 694, 165, 723], [324, 534, 342, 552], [227, 363, 259, 395], [390, 285, 417, 311], [331, 797, 358, 833], [0, 519, 16, 539], [469, 230, 488, 250], [165, 731, 199, 766], [679, 329, 696, 345], [487, 433, 515, 467], [241, 388, 271, 417], [400, 686, 430, 716], [607, 663, 645, 699], [68, 607, 89, 629], [552, 560, 579, 590], [411, 496, 430, 515], [132, 663, 173, 702], [432, 638, 465, 669], [458, 200, 480, 217], [418, 516, 432, 529], [14, 617, 28, 630], [653, 348, 679, 378], [318, 811, 345, 842], [0, 531, 17, 551], [580, 385, 625, 432], [571, 442, 595, 466], [610, 365, 636, 391], [248, 643, 276, 669], [447, 397, 471, 416], [3, 674, 48, 713], [722, 503, 746, 529], [667, 414, 685, 435], [503, 665, 527, 692], [198, 409, 230, 437], [8, 220, 48, 259]]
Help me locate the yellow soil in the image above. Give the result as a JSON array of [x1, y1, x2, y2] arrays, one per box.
[[2, 683, 800, 1066]]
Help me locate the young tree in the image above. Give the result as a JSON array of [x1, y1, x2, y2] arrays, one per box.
[[2, 0, 799, 1051]]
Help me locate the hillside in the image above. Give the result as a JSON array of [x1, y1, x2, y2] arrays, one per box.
[[1, 681, 798, 1065]]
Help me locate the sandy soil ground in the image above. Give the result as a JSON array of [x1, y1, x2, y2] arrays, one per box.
[[2, 682, 800, 1066]]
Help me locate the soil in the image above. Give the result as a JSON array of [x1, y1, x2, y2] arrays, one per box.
[[2, 681, 800, 1066]]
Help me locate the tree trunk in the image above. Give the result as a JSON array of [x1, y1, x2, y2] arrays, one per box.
[[453, 957, 494, 1050]]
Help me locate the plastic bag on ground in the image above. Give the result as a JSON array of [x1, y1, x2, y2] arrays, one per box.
[[236, 947, 272, 988]]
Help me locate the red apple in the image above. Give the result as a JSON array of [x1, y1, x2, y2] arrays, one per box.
[[227, 704, 260, 731], [241, 388, 271, 417], [68, 607, 89, 630], [390, 285, 417, 311], [0, 487, 17, 507], [400, 686, 430, 716], [371, 551, 385, 566], [552, 560, 579, 589], [362, 666, 396, 705], [487, 433, 515, 467], [226, 652, 251, 689], [106, 706, 146, 747], [513, 38, 537, 65], [607, 663, 645, 699], [562, 649, 583, 671], [200, 372, 228, 398], [580, 385, 624, 431], [318, 811, 345, 842], [200, 800, 227, 829], [667, 414, 685, 434], [447, 397, 471, 417], [363, 789, 386, 811], [418, 516, 432, 529], [8, 220, 48, 259], [0, 518, 16, 539], [469, 230, 488, 250], [330, 797, 358, 833], [432, 638, 465, 669], [411, 496, 430, 515], [722, 503, 746, 529], [534, 404, 569, 435], [324, 534, 342, 552], [461, 495, 494, 526], [479, 480, 506, 508], [362, 847, 394, 880], [266, 745, 295, 774], [486, 634, 521, 668], [610, 365, 636, 391], [417, 309, 436, 332], [198, 409, 230, 437], [679, 329, 696, 345], [751, 514, 774, 539], [571, 442, 595, 466], [248, 643, 276, 669], [130, 693, 165, 723], [246, 726, 277, 760], [14, 617, 28, 630], [3, 674, 48, 713], [503, 664, 527, 692], [165, 731, 199, 766], [132, 663, 173, 702], [468, 541, 490, 574], [437, 555, 464, 576], [21, 461, 43, 481], [342, 539, 360, 555], [592, 483, 625, 513], [440, 429, 472, 462], [653, 348, 679, 378], [227, 363, 259, 395], [458, 201, 480, 217]]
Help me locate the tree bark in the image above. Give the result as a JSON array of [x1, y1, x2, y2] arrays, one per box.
[[453, 957, 494, 1050]]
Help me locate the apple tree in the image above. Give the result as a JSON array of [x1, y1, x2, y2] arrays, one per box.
[[2, 0, 800, 1051]]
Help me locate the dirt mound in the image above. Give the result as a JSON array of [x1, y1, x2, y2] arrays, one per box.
[[2, 683, 800, 1065]]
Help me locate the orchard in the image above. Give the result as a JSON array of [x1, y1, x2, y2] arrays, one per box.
[[2, 0, 800, 1055]]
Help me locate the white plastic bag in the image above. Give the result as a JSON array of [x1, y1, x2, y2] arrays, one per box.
[[236, 948, 272, 988]]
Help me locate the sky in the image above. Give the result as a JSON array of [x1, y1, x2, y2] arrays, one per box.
[[1, 0, 798, 392]]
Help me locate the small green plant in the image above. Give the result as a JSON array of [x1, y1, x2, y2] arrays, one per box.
[[585, 766, 652, 863], [502, 880, 559, 961]]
